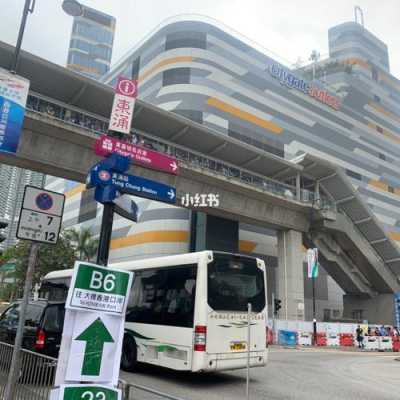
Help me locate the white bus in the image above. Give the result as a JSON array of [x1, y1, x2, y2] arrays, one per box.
[[43, 251, 268, 372]]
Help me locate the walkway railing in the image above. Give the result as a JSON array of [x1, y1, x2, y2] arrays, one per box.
[[0, 341, 57, 400], [26, 92, 335, 211]]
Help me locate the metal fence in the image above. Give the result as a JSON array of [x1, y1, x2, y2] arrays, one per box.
[[0, 341, 56, 400], [26, 92, 335, 212], [119, 380, 189, 400]]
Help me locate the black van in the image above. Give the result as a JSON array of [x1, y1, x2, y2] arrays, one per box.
[[0, 299, 65, 358]]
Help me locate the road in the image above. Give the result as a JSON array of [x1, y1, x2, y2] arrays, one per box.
[[121, 347, 399, 400]]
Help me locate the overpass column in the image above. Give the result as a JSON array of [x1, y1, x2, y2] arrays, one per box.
[[277, 230, 305, 320]]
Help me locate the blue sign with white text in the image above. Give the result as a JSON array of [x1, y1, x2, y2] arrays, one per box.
[[0, 68, 30, 153], [395, 292, 400, 328], [87, 164, 176, 204]]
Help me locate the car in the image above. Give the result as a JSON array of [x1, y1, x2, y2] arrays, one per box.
[[0, 299, 65, 358]]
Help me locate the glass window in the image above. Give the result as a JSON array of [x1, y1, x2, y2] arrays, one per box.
[[25, 304, 43, 325], [126, 265, 197, 328], [0, 305, 19, 324], [208, 254, 266, 313], [165, 31, 207, 50], [43, 305, 65, 332], [162, 68, 190, 86]]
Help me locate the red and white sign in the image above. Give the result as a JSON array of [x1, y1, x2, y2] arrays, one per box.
[[95, 135, 179, 175], [108, 77, 137, 135]]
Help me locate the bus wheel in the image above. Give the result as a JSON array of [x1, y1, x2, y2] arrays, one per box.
[[121, 334, 138, 372]]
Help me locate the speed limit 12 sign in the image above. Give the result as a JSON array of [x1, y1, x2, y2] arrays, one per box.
[[16, 185, 65, 245]]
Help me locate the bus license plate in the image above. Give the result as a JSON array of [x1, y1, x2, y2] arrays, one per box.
[[230, 342, 246, 351]]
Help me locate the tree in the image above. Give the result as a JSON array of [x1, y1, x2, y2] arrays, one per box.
[[65, 228, 99, 262], [0, 231, 76, 300]]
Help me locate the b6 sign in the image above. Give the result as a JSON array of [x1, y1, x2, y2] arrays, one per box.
[[66, 262, 133, 315]]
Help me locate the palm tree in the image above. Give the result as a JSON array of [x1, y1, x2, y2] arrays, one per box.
[[65, 228, 99, 261]]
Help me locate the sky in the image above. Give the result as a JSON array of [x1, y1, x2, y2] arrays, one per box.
[[1, 0, 399, 78]]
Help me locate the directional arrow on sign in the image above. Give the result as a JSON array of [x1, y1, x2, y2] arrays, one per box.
[[167, 189, 175, 200], [75, 317, 114, 376]]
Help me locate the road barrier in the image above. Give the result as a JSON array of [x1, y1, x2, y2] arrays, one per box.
[[326, 333, 340, 346], [119, 380, 189, 400], [364, 336, 379, 351], [378, 336, 393, 351], [278, 330, 297, 346], [298, 332, 312, 346], [0, 341, 57, 400], [316, 333, 327, 346], [393, 336, 400, 352], [339, 333, 354, 347]]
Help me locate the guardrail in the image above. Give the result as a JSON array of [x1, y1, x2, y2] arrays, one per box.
[[26, 92, 335, 211], [118, 379, 189, 400], [0, 341, 57, 400]]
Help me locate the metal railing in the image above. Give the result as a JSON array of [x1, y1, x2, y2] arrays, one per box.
[[0, 341, 57, 400], [119, 380, 189, 400], [26, 92, 335, 211]]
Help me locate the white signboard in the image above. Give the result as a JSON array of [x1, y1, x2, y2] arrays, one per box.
[[66, 262, 132, 315], [51, 384, 121, 400], [54, 262, 133, 387], [65, 311, 124, 384], [307, 248, 319, 278], [16, 185, 65, 244], [108, 77, 137, 135]]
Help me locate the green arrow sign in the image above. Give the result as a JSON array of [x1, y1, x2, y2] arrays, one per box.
[[75, 317, 114, 376]]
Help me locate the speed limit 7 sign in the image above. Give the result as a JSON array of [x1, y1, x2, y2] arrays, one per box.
[[16, 186, 65, 245]]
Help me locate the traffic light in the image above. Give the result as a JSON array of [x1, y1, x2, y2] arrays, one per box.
[[274, 298, 282, 315]]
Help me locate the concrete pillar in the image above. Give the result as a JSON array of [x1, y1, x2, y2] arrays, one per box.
[[277, 230, 305, 320], [296, 173, 301, 201]]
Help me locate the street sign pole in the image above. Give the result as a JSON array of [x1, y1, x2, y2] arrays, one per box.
[[312, 278, 317, 346], [4, 241, 39, 400], [96, 202, 115, 266]]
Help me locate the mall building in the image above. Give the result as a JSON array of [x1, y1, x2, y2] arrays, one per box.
[[46, 17, 400, 321]]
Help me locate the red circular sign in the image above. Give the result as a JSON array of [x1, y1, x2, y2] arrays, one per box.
[[117, 79, 137, 96], [98, 170, 111, 181]]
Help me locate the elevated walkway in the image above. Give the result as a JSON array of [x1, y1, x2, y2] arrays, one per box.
[[293, 154, 400, 295]]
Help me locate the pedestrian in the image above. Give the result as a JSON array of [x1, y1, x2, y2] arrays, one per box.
[[356, 325, 364, 349], [393, 326, 400, 337], [379, 325, 387, 336]]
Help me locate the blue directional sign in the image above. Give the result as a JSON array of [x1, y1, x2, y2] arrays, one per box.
[[112, 172, 176, 204], [87, 154, 176, 205]]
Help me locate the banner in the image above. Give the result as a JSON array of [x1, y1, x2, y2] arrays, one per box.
[[307, 248, 319, 278], [395, 292, 400, 328], [0, 68, 30, 153], [108, 77, 137, 135]]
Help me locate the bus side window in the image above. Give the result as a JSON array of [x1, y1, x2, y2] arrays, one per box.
[[126, 265, 197, 328]]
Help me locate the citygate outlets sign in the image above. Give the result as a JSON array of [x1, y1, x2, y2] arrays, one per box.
[[268, 64, 341, 111]]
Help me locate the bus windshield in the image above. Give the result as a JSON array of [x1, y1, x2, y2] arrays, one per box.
[[207, 254, 265, 313]]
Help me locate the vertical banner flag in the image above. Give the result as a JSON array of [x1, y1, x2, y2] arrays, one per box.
[[394, 292, 400, 328], [108, 77, 137, 135], [307, 248, 319, 278], [0, 68, 30, 153]]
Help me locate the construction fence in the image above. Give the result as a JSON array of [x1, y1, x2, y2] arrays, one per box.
[[268, 319, 400, 351]]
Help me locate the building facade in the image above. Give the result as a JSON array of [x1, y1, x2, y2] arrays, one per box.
[[67, 5, 116, 79], [47, 17, 400, 320]]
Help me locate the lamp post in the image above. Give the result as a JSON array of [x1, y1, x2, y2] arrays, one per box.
[[10, 0, 83, 74]]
